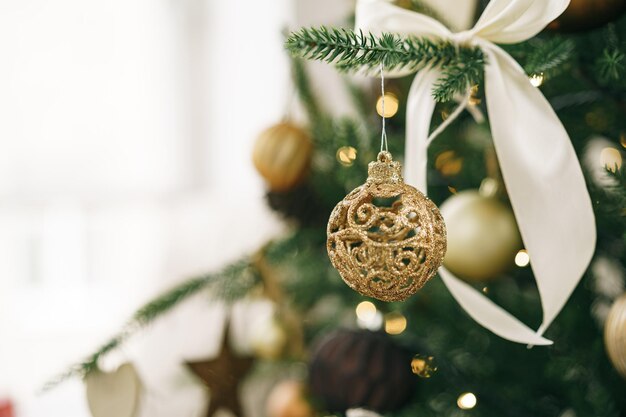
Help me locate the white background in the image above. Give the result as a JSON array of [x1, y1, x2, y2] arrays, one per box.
[[0, 0, 357, 416]]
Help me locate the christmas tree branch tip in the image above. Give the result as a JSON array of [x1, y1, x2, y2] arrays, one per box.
[[285, 26, 485, 102], [41, 259, 257, 392]]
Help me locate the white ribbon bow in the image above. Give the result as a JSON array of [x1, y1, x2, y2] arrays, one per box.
[[356, 0, 596, 345]]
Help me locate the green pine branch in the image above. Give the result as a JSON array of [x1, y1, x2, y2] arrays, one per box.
[[598, 48, 625, 81], [524, 38, 576, 76], [41, 259, 256, 391], [285, 27, 485, 102]]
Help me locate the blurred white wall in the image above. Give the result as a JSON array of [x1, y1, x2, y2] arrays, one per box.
[[0, 0, 296, 415]]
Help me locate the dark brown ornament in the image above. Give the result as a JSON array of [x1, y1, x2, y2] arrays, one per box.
[[266, 182, 329, 228], [548, 0, 626, 32], [308, 329, 416, 413], [185, 324, 255, 417]]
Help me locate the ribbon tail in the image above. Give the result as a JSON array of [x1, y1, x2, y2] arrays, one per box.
[[404, 66, 552, 345], [404, 68, 441, 192], [483, 43, 596, 335], [439, 267, 553, 345]]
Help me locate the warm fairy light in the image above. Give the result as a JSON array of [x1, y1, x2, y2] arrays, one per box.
[[479, 178, 499, 198], [457, 393, 477, 410], [600, 147, 622, 173], [384, 312, 407, 335], [435, 150, 463, 176], [356, 301, 383, 330], [620, 132, 626, 149], [448, 186, 458, 194], [376, 93, 399, 118], [482, 286, 489, 294], [337, 146, 358, 167], [356, 301, 377, 321], [529, 73, 544, 87], [515, 249, 530, 267]]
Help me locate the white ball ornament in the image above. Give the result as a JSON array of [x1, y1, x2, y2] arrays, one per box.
[[440, 190, 522, 282]]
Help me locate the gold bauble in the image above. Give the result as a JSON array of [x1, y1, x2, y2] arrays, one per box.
[[327, 151, 447, 302], [266, 381, 314, 417], [605, 294, 626, 379], [252, 122, 313, 192], [250, 317, 288, 360], [548, 0, 626, 32], [440, 190, 522, 282]]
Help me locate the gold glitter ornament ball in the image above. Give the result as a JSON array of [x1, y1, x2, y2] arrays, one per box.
[[327, 152, 446, 302], [252, 122, 313, 192], [605, 293, 626, 379]]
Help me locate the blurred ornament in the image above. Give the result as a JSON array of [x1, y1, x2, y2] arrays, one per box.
[[548, 0, 626, 32], [592, 256, 625, 299], [410, 354, 437, 378], [253, 122, 313, 192], [85, 363, 142, 417], [440, 189, 522, 282], [266, 381, 314, 417], [600, 147, 622, 173], [309, 329, 416, 413], [346, 408, 383, 417], [185, 323, 254, 417], [605, 294, 626, 379], [337, 146, 358, 167], [457, 393, 477, 409], [0, 399, 14, 417], [327, 151, 446, 302], [250, 315, 288, 360], [266, 183, 329, 227]]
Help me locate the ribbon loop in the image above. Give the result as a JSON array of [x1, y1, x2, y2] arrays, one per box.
[[356, 0, 596, 345]]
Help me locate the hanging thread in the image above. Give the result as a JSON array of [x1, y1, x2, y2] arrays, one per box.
[[380, 63, 389, 153]]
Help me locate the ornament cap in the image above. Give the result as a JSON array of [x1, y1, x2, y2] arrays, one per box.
[[367, 152, 403, 185]]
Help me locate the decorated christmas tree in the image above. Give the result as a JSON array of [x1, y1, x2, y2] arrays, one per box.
[[43, 1, 626, 416]]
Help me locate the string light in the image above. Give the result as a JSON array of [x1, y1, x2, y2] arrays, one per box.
[[515, 249, 530, 267], [384, 312, 407, 335], [376, 93, 399, 118], [337, 146, 358, 166], [600, 147, 622, 173], [356, 301, 383, 330], [435, 150, 463, 176], [457, 393, 477, 409], [620, 132, 626, 149], [356, 301, 376, 320], [529, 73, 544, 87]]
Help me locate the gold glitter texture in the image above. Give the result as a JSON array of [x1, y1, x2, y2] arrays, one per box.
[[327, 152, 447, 302]]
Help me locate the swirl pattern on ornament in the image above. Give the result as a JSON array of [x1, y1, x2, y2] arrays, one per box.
[[328, 177, 446, 302]]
